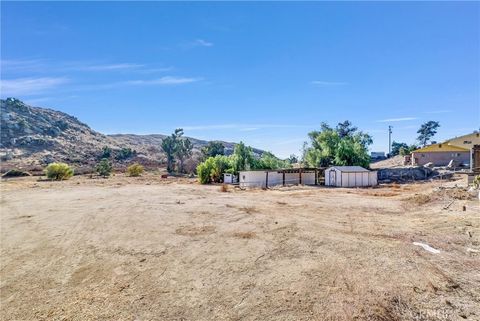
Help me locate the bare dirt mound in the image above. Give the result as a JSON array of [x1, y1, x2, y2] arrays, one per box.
[[370, 155, 405, 169]]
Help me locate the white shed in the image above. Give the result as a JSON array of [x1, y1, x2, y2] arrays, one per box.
[[223, 173, 238, 184], [324, 166, 377, 187]]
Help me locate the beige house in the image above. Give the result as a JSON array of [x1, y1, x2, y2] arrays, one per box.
[[410, 131, 479, 166], [443, 132, 480, 150]]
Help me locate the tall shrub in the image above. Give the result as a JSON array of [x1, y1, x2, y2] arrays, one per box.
[[197, 155, 233, 184]]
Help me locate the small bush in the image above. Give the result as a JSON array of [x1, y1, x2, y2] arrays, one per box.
[[220, 184, 228, 192], [473, 175, 480, 190], [115, 147, 136, 160], [96, 158, 112, 178], [127, 163, 144, 177], [45, 163, 74, 180], [100, 146, 112, 159]]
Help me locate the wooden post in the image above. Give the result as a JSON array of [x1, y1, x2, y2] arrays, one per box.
[[299, 168, 302, 185], [315, 169, 318, 185], [283, 171, 286, 186], [265, 171, 269, 189]]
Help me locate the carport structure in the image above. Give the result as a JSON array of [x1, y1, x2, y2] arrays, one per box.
[[239, 168, 325, 188]]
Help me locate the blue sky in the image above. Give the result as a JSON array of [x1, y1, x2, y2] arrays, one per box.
[[1, 2, 479, 158]]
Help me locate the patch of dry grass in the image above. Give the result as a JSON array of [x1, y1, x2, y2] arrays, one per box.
[[404, 193, 432, 206], [232, 231, 256, 239], [175, 225, 216, 236], [238, 206, 259, 214]]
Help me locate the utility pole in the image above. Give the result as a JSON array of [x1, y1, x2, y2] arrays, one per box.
[[388, 125, 393, 157]]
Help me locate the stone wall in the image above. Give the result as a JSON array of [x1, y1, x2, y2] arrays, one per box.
[[377, 167, 436, 182]]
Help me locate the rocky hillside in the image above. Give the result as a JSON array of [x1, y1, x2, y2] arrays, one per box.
[[0, 98, 262, 172]]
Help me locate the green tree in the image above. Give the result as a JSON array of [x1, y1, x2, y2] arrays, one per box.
[[287, 154, 298, 164], [391, 141, 409, 156], [258, 152, 291, 170], [232, 142, 256, 173], [161, 129, 182, 172], [100, 146, 112, 159], [161, 136, 176, 172], [391, 141, 418, 156], [336, 120, 358, 138], [201, 141, 225, 159], [96, 158, 113, 178], [161, 128, 194, 173], [176, 137, 193, 173], [304, 121, 372, 168], [417, 121, 440, 147], [115, 147, 136, 160]]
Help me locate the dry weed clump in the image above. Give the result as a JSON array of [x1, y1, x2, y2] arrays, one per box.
[[442, 188, 474, 201], [232, 231, 256, 239], [219, 184, 229, 192], [404, 193, 432, 206], [369, 191, 400, 197], [239, 206, 259, 214], [175, 225, 216, 236]]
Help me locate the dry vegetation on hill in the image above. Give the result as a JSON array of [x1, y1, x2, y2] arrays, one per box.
[[0, 98, 258, 173]]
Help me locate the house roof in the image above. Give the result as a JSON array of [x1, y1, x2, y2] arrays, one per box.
[[444, 131, 480, 143], [329, 166, 369, 172], [413, 143, 470, 153]]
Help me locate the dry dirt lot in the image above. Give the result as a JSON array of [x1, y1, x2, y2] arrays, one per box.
[[1, 174, 479, 321]]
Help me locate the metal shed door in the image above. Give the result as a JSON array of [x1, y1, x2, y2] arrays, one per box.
[[329, 170, 336, 186]]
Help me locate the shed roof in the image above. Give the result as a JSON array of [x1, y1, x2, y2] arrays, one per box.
[[329, 166, 370, 172]]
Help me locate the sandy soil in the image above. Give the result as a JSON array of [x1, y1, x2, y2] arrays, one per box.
[[1, 174, 479, 321]]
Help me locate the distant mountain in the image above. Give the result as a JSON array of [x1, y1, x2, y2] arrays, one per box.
[[0, 98, 263, 171]]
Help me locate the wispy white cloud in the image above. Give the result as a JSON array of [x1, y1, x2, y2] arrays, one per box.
[[137, 67, 174, 74], [311, 80, 348, 86], [180, 39, 214, 49], [376, 117, 417, 123], [1, 59, 169, 74], [123, 76, 202, 86], [0, 77, 69, 95], [78, 63, 144, 71], [193, 39, 214, 47]]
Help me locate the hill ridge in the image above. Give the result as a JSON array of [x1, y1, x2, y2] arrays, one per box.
[[0, 98, 263, 171]]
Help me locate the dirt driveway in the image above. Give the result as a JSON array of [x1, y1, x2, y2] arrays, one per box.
[[1, 175, 479, 321]]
